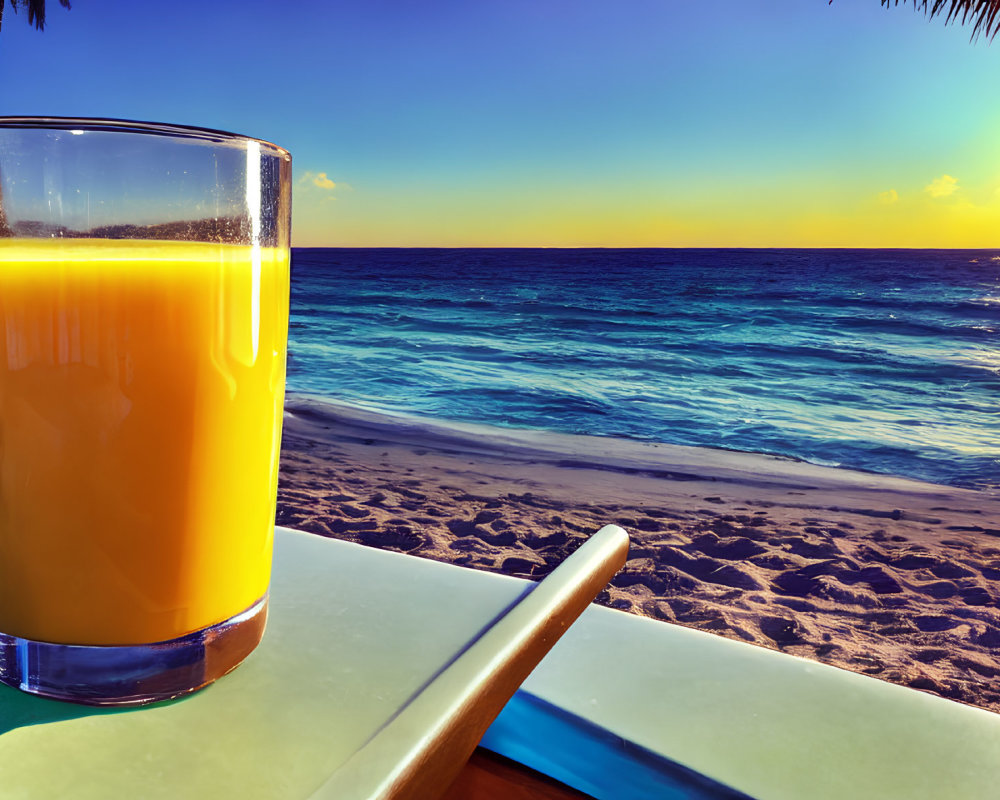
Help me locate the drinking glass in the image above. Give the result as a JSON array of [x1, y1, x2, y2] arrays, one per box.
[[0, 118, 291, 705]]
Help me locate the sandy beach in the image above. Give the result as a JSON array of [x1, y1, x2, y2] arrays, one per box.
[[277, 394, 1000, 714]]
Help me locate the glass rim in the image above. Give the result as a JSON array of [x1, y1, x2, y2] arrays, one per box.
[[0, 116, 290, 158]]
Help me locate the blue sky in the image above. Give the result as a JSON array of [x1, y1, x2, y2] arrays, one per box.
[[1, 1, 998, 246]]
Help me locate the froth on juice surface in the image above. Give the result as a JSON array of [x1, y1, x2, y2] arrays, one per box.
[[0, 238, 289, 645]]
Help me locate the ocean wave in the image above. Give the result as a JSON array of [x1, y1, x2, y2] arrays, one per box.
[[287, 248, 1000, 491]]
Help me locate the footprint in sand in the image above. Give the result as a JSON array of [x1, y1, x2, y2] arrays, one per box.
[[959, 586, 993, 606], [523, 530, 568, 549], [500, 555, 545, 577], [446, 519, 482, 537], [953, 656, 1000, 678], [821, 582, 879, 608], [658, 566, 702, 592], [694, 560, 762, 591], [392, 486, 426, 501], [339, 519, 380, 534], [774, 597, 819, 613], [758, 616, 801, 646], [364, 527, 426, 552], [913, 647, 951, 662], [704, 518, 742, 536], [773, 560, 900, 600], [339, 504, 371, 519], [930, 561, 977, 579], [655, 546, 761, 589], [914, 580, 959, 599], [480, 528, 517, 547], [914, 615, 960, 632], [688, 533, 767, 560], [785, 538, 842, 559], [612, 568, 669, 595], [748, 553, 795, 571], [448, 538, 487, 554], [848, 566, 903, 594], [446, 518, 517, 547], [972, 626, 1000, 647], [772, 569, 824, 597], [889, 552, 938, 570]]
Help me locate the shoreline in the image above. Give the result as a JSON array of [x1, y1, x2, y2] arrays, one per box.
[[285, 393, 984, 491], [277, 393, 1000, 713]]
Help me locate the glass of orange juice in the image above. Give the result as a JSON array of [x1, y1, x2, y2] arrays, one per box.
[[0, 118, 291, 705]]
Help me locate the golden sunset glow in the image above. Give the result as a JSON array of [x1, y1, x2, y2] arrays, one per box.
[[2, 2, 998, 249]]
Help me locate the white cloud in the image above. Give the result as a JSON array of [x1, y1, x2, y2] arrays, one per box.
[[312, 172, 336, 190], [878, 189, 898, 205], [297, 170, 337, 190], [925, 174, 958, 198]]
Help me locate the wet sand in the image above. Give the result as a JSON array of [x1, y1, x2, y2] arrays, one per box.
[[277, 395, 1000, 713]]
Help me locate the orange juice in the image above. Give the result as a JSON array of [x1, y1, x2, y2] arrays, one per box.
[[0, 238, 289, 646]]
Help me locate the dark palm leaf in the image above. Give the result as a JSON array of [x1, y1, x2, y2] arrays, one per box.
[[880, 0, 1000, 40], [0, 0, 71, 34]]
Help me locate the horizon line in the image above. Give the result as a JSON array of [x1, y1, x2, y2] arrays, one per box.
[[291, 244, 1000, 251]]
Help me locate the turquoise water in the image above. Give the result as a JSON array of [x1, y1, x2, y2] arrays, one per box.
[[288, 248, 1000, 490]]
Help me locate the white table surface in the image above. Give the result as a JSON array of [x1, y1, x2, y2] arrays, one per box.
[[0, 525, 627, 799]]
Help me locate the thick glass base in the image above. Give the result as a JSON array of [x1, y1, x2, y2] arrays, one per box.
[[0, 596, 267, 706]]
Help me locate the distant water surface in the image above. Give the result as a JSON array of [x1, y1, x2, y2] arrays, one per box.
[[287, 248, 1000, 491]]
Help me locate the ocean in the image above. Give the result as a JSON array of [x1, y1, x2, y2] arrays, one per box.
[[287, 248, 1000, 492]]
